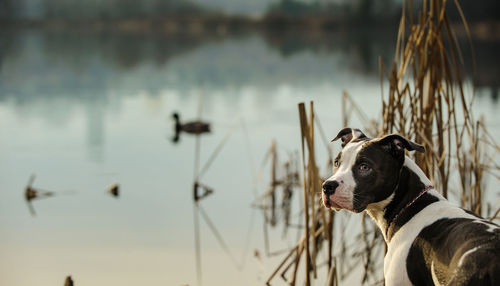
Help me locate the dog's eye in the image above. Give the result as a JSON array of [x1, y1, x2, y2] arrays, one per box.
[[358, 163, 371, 172], [334, 159, 340, 168]]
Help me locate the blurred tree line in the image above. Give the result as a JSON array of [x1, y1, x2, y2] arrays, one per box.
[[0, 0, 499, 22], [267, 0, 500, 23], [267, 0, 397, 20], [0, 0, 204, 20]]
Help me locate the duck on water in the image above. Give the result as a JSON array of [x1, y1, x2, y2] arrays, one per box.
[[172, 112, 211, 143]]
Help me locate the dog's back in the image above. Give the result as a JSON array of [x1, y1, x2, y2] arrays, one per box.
[[407, 216, 500, 285]]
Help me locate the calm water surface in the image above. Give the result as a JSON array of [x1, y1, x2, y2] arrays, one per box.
[[0, 29, 498, 286]]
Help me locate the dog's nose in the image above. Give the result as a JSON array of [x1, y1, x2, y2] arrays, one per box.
[[322, 180, 339, 196]]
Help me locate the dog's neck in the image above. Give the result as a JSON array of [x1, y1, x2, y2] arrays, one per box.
[[366, 156, 441, 242]]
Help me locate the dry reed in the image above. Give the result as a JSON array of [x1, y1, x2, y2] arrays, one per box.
[[380, 0, 499, 217], [267, 0, 499, 285]]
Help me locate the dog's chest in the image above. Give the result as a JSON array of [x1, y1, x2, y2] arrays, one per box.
[[384, 235, 414, 285]]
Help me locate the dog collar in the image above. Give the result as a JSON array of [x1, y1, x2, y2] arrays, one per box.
[[385, 185, 434, 241]]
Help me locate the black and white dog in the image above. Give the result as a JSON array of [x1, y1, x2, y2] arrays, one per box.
[[322, 127, 500, 286]]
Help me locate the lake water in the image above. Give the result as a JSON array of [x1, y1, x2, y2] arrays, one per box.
[[0, 27, 498, 286]]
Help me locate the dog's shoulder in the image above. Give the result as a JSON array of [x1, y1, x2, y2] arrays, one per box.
[[385, 199, 500, 285], [384, 200, 456, 285], [407, 210, 500, 285]]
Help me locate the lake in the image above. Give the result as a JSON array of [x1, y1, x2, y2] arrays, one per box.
[[0, 27, 499, 286]]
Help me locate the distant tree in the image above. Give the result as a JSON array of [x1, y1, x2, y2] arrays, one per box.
[[0, 0, 23, 20], [41, 0, 204, 20], [268, 0, 321, 16], [356, 0, 373, 22]]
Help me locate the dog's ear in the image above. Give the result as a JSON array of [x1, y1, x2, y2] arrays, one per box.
[[375, 134, 425, 157], [331, 127, 367, 148]]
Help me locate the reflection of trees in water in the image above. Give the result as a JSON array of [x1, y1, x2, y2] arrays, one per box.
[[1, 26, 397, 77], [466, 39, 500, 100], [261, 27, 397, 74], [0, 30, 23, 66], [0, 28, 499, 102], [41, 31, 210, 71]]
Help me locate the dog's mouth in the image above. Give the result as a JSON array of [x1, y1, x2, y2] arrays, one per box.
[[322, 193, 353, 212], [323, 196, 341, 210], [322, 193, 345, 211]]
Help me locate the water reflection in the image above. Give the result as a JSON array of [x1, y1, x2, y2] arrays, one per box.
[[0, 28, 395, 98], [2, 28, 498, 102], [0, 27, 499, 286]]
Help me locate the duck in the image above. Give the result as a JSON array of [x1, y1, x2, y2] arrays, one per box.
[[172, 112, 210, 142], [24, 174, 54, 216], [24, 175, 54, 202], [107, 183, 119, 198]]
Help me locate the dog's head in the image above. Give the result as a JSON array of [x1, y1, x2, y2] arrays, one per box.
[[322, 127, 425, 212]]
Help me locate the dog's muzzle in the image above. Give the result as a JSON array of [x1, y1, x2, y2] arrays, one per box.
[[322, 180, 342, 209], [322, 180, 339, 196]]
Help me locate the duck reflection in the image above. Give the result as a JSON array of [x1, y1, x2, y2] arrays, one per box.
[[172, 112, 211, 143], [193, 181, 213, 202]]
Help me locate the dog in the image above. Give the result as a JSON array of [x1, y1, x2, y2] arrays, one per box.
[[322, 127, 500, 286]]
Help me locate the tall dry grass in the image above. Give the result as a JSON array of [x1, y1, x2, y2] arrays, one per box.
[[266, 0, 499, 285], [379, 0, 499, 216]]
